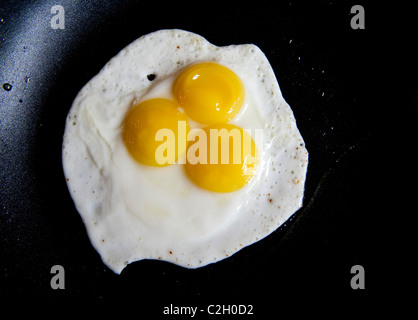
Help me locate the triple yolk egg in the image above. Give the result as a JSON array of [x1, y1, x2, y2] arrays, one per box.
[[122, 62, 259, 193]]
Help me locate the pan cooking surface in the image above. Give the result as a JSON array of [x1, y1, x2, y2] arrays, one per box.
[[0, 0, 416, 311]]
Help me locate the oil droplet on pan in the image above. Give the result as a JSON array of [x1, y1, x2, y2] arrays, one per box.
[[3, 83, 12, 91]]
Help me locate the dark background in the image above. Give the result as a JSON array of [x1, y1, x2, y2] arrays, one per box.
[[1, 0, 416, 315]]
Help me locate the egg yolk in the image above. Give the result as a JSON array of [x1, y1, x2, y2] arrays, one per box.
[[185, 124, 258, 192], [122, 98, 189, 167], [173, 62, 244, 124]]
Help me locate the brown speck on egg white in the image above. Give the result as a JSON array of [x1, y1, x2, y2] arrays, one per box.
[[268, 198, 273, 203], [147, 73, 156, 81]]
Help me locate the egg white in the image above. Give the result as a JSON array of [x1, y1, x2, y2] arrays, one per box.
[[62, 29, 308, 273]]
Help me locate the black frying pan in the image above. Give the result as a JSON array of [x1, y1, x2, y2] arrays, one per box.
[[1, 0, 416, 314]]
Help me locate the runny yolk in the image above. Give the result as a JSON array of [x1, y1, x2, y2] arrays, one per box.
[[185, 124, 258, 193], [172, 62, 245, 124], [122, 98, 189, 167]]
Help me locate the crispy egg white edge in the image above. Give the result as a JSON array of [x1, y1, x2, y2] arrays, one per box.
[[62, 29, 308, 273]]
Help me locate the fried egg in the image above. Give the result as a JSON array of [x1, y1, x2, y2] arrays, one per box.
[[62, 29, 308, 274]]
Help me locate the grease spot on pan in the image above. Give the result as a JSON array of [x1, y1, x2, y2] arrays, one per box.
[[3, 83, 12, 91]]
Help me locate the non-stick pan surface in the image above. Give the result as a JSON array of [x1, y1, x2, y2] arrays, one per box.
[[1, 0, 416, 314]]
